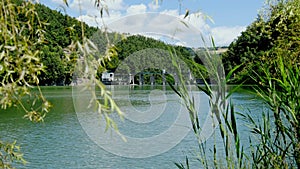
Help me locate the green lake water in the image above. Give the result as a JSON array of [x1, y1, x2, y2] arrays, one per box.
[[0, 86, 263, 169]]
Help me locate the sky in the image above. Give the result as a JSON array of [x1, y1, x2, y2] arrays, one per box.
[[39, 0, 265, 47]]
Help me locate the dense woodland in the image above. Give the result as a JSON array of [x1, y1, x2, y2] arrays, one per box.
[[0, 0, 97, 86], [31, 2, 97, 86]]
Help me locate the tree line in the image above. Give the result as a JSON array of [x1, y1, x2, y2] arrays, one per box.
[[222, 0, 300, 84]]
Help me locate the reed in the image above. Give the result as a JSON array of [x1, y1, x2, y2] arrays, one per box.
[[248, 56, 300, 168], [169, 41, 246, 168], [172, 40, 300, 168]]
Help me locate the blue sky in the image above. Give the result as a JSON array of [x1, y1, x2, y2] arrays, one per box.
[[39, 0, 265, 47]]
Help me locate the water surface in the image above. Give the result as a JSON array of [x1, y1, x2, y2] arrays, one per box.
[[0, 86, 262, 168]]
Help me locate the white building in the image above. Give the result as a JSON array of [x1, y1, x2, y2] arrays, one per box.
[[101, 72, 114, 82]]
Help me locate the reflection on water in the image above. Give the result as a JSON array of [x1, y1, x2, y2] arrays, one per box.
[[0, 86, 262, 169]]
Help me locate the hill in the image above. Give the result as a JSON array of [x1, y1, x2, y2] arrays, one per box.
[[4, 0, 206, 86], [95, 34, 205, 84], [33, 2, 98, 85]]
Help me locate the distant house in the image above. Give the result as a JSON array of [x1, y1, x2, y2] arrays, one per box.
[[101, 72, 114, 82]]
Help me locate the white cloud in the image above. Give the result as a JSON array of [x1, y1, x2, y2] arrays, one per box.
[[69, 0, 125, 16], [182, 13, 211, 33], [148, 2, 160, 11], [71, 1, 242, 47], [160, 9, 179, 16], [175, 41, 187, 46], [77, 15, 99, 27], [156, 10, 246, 46], [159, 10, 211, 34], [69, 0, 97, 14], [105, 13, 206, 47], [74, 2, 148, 27], [211, 26, 246, 46], [103, 0, 126, 11], [77, 10, 123, 27], [50, 0, 64, 5], [126, 4, 147, 15]]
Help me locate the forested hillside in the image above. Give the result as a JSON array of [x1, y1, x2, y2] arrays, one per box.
[[0, 0, 98, 85], [2, 0, 206, 86], [33, 2, 98, 85], [96, 34, 206, 84], [103, 35, 198, 71]]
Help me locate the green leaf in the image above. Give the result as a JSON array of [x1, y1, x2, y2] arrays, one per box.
[[167, 81, 182, 97], [225, 64, 242, 82]]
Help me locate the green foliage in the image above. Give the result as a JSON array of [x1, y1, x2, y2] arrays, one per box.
[[222, 0, 300, 167], [0, 0, 51, 121], [0, 0, 50, 167], [0, 0, 123, 168], [38, 46, 66, 85], [171, 41, 246, 168], [34, 2, 97, 45], [102, 34, 203, 83], [70, 36, 125, 134], [250, 54, 300, 168], [1, 0, 98, 86], [0, 140, 26, 169], [33, 2, 97, 86], [171, 2, 300, 165], [222, 0, 300, 83]]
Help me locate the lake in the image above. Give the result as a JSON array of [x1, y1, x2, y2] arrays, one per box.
[[0, 86, 263, 169]]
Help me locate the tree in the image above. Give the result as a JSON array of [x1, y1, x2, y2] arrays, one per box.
[[222, 0, 300, 84], [1, 0, 50, 167], [222, 0, 300, 167], [102, 34, 203, 83], [0, 0, 122, 168], [33, 2, 98, 85]]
